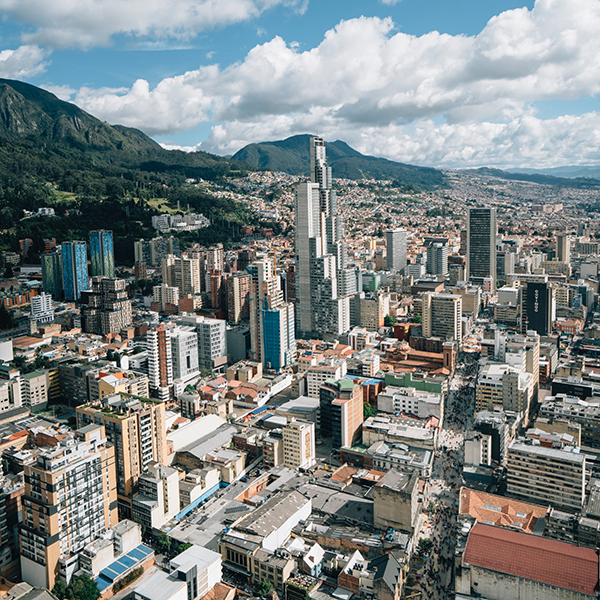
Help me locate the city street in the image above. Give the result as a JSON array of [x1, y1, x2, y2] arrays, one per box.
[[405, 350, 477, 599]]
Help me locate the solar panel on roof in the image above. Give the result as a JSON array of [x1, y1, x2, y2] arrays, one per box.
[[119, 556, 137, 569], [128, 548, 145, 560]]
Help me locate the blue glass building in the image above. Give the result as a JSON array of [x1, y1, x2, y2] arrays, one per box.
[[62, 241, 89, 301], [262, 301, 295, 371], [89, 230, 115, 278]]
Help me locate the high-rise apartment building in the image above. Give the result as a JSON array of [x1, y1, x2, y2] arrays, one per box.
[[226, 272, 251, 324], [135, 236, 180, 268], [0, 471, 24, 578], [80, 278, 132, 335], [426, 240, 448, 276], [19, 425, 117, 590], [76, 394, 167, 514], [467, 208, 497, 287], [89, 230, 115, 278], [248, 259, 295, 371], [162, 254, 201, 296], [386, 229, 408, 273], [62, 241, 88, 301], [295, 137, 352, 337], [41, 250, 63, 299], [152, 283, 180, 312], [320, 378, 364, 449], [422, 293, 463, 342], [30, 292, 55, 324], [147, 324, 174, 401]]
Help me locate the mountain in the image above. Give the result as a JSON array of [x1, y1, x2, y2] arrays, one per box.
[[0, 79, 252, 264], [0, 78, 246, 180], [508, 165, 600, 180], [469, 167, 600, 188], [232, 134, 446, 189]]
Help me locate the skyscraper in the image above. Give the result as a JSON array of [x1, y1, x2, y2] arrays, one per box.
[[89, 230, 115, 278], [386, 229, 408, 272], [41, 250, 63, 299], [80, 278, 132, 335], [467, 208, 497, 286], [62, 241, 89, 301], [248, 259, 295, 371], [295, 137, 352, 337], [426, 240, 449, 276], [147, 324, 173, 402], [556, 234, 571, 264]]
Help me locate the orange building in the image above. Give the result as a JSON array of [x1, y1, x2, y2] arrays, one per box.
[[19, 425, 117, 590]]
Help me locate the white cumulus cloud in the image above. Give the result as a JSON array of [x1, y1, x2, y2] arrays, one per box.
[[0, 45, 47, 79], [0, 0, 307, 49], [53, 0, 600, 167]]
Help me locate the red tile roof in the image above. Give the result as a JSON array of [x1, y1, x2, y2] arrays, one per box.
[[463, 523, 599, 596]]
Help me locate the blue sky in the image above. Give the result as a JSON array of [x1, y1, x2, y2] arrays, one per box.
[[0, 0, 599, 169]]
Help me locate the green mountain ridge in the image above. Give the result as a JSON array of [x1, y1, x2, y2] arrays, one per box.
[[0, 78, 247, 179], [0, 79, 254, 264], [232, 134, 446, 190]]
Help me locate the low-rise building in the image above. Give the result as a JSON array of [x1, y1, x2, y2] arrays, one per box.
[[456, 523, 599, 600]]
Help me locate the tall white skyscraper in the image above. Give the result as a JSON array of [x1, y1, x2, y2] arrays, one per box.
[[295, 137, 352, 337], [385, 229, 408, 272]]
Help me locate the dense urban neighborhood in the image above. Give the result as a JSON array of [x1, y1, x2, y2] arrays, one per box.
[[2, 132, 600, 600]]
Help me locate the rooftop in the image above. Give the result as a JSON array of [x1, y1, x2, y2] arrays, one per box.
[[459, 487, 547, 535], [234, 490, 310, 538], [463, 523, 599, 596]]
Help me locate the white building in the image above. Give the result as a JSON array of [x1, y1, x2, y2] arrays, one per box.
[[283, 419, 316, 470], [30, 292, 54, 323], [153, 284, 180, 311], [170, 325, 199, 383], [178, 314, 228, 372], [134, 544, 221, 600], [422, 292, 462, 342], [306, 359, 347, 398], [132, 462, 180, 531], [376, 385, 443, 421], [295, 137, 352, 337]]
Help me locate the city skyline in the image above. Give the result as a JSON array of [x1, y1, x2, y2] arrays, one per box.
[[1, 0, 600, 169]]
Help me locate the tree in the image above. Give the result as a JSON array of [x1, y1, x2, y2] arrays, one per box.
[[383, 315, 397, 327], [364, 403, 376, 419], [157, 532, 172, 553], [417, 538, 433, 555], [412, 313, 422, 324], [256, 580, 274, 597], [66, 574, 101, 600], [52, 581, 68, 600], [176, 542, 193, 555]]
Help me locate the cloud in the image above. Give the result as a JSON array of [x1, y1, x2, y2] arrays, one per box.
[[39, 83, 75, 101], [0, 0, 307, 49], [63, 0, 600, 167], [380, 0, 402, 4], [0, 45, 48, 79]]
